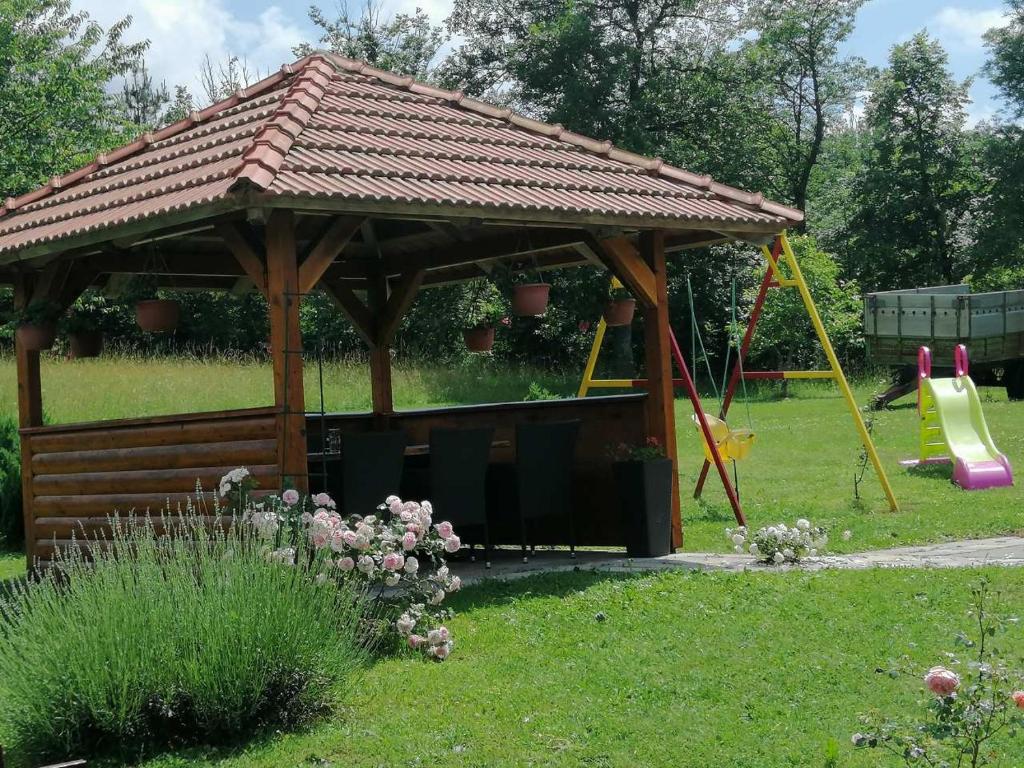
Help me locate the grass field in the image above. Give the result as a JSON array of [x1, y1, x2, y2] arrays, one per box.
[[0, 355, 1022, 561], [117, 567, 1024, 768]]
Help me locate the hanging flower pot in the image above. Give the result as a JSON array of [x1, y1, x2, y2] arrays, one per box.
[[511, 283, 550, 317], [463, 326, 495, 353], [16, 323, 56, 352], [603, 297, 636, 327], [69, 330, 104, 359], [136, 299, 180, 332]]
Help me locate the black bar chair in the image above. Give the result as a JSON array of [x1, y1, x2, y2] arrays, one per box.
[[515, 420, 580, 562], [429, 426, 495, 567], [338, 430, 407, 516]]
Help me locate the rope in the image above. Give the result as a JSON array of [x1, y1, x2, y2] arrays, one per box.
[[686, 275, 721, 407], [730, 279, 754, 430]]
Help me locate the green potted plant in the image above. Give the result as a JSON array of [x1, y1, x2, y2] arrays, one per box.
[[461, 279, 507, 352], [63, 294, 112, 358], [130, 274, 180, 333], [609, 437, 672, 557], [603, 284, 636, 327], [15, 300, 61, 351]]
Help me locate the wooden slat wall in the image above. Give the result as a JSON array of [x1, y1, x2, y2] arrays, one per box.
[[21, 407, 280, 567]]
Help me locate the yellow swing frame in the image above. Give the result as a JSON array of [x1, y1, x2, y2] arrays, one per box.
[[578, 232, 899, 514]]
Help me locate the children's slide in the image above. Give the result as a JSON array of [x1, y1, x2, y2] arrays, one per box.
[[904, 345, 1013, 490]]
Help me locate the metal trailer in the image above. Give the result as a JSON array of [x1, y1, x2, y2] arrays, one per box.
[[864, 285, 1024, 407]]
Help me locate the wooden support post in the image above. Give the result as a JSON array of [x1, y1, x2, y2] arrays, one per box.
[[367, 266, 394, 416], [640, 231, 682, 549], [265, 210, 307, 492], [13, 275, 42, 570]]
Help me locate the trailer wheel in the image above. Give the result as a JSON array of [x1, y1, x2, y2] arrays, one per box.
[[1005, 362, 1024, 401]]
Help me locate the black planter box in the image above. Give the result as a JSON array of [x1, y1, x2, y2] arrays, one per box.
[[613, 458, 673, 557]]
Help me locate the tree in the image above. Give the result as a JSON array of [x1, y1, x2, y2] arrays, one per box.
[[295, 0, 447, 80], [843, 33, 977, 290], [440, 0, 746, 152], [115, 62, 169, 129], [162, 85, 196, 124], [985, 0, 1024, 114], [742, 0, 870, 217], [199, 54, 257, 104], [0, 0, 146, 198]]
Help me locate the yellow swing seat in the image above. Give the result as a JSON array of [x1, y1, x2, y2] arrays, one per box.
[[692, 413, 755, 463]]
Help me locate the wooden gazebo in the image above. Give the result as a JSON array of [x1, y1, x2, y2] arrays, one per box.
[[0, 54, 802, 567]]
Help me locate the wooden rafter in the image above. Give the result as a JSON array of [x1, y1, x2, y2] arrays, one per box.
[[297, 216, 363, 294]]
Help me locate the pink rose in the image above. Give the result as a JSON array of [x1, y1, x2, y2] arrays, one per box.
[[389, 500, 403, 516], [313, 492, 334, 508], [449, 575, 462, 592], [311, 531, 329, 549], [432, 642, 451, 660], [337, 556, 355, 571], [402, 531, 417, 551], [435, 521, 454, 539], [925, 666, 960, 697], [1013, 691, 1024, 710], [443, 535, 461, 554], [281, 488, 300, 506], [408, 634, 424, 649], [382, 552, 405, 572], [330, 529, 346, 552], [342, 530, 358, 547]]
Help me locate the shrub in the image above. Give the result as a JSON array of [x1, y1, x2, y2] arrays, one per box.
[[0, 513, 370, 763], [726, 518, 828, 563], [852, 578, 1024, 765], [0, 415, 22, 548]]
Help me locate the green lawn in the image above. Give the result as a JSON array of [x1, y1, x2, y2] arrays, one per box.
[[1, 356, 1022, 565], [120, 567, 1024, 768]]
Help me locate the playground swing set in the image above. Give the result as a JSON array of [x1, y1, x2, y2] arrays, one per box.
[[578, 232, 901, 525]]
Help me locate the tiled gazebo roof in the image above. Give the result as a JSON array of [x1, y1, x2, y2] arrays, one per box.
[[0, 54, 802, 259]]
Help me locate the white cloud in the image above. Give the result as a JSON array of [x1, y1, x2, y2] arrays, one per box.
[[76, 0, 307, 96], [931, 6, 1009, 50]]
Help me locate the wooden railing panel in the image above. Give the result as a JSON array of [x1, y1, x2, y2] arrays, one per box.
[[23, 407, 280, 567]]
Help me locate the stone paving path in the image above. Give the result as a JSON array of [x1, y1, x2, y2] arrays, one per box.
[[452, 536, 1024, 585]]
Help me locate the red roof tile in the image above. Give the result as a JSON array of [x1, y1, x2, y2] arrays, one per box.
[[0, 54, 802, 258]]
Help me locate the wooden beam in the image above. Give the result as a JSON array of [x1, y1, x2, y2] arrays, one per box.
[[265, 209, 307, 492], [377, 269, 425, 346], [664, 231, 731, 252], [366, 265, 393, 415], [639, 230, 681, 550], [298, 216, 363, 295], [321, 280, 376, 346], [13, 274, 41, 571], [217, 223, 268, 297], [583, 235, 657, 308]]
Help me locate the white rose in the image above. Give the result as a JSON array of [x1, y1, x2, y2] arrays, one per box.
[[748, 543, 759, 556], [782, 548, 795, 560], [772, 551, 785, 564], [404, 556, 419, 574], [731, 533, 745, 546], [796, 518, 810, 531]]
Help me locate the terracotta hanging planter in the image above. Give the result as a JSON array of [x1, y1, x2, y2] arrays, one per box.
[[603, 298, 636, 327], [136, 299, 180, 332], [16, 323, 56, 352], [511, 283, 551, 317], [69, 330, 104, 359], [463, 326, 495, 353]]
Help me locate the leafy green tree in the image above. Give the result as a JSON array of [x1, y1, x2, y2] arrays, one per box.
[[747, 234, 863, 375], [742, 0, 870, 216], [843, 33, 977, 290], [295, 0, 447, 79], [971, 1, 1024, 284], [0, 0, 146, 198]]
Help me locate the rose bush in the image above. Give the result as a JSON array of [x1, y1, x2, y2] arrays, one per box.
[[726, 518, 827, 564], [852, 579, 1024, 766], [220, 468, 462, 660]]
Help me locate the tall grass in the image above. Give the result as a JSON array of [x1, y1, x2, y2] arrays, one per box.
[[0, 514, 370, 764], [0, 353, 576, 423]]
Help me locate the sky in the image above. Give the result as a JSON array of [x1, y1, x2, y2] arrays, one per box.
[[75, 0, 1013, 124]]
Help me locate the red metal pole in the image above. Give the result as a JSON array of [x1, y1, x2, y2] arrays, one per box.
[[667, 326, 746, 526], [693, 236, 781, 500]]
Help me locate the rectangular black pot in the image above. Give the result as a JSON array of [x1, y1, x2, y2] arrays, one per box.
[[613, 458, 673, 557]]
